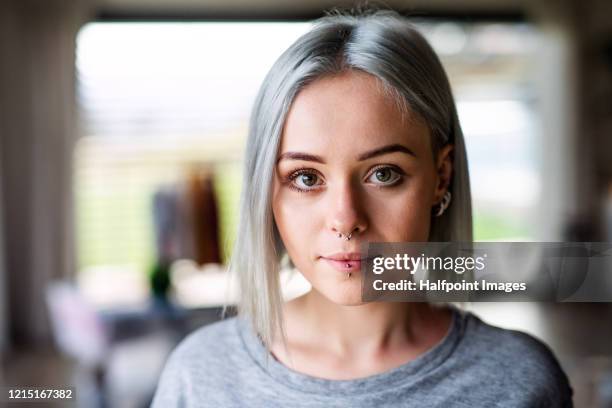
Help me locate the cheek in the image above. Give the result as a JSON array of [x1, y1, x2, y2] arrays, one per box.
[[272, 183, 319, 260], [369, 176, 436, 241]]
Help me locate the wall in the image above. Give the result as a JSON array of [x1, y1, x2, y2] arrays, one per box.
[[0, 0, 89, 348]]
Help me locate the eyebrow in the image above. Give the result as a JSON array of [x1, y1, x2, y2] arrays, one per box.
[[357, 144, 416, 161], [277, 143, 416, 164]]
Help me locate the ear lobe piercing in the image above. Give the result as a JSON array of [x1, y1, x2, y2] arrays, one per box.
[[434, 191, 452, 217]]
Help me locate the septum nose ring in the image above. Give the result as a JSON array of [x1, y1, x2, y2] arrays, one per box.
[[337, 228, 357, 241], [337, 232, 353, 241]]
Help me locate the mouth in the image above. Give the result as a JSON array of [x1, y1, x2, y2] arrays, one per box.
[[319, 252, 378, 272], [322, 258, 363, 272]]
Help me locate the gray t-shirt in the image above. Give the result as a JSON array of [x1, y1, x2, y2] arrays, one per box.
[[152, 307, 573, 407]]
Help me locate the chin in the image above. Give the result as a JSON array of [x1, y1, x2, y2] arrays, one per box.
[[319, 283, 365, 306]]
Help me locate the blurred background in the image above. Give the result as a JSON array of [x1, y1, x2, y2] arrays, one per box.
[[1, 0, 612, 406]]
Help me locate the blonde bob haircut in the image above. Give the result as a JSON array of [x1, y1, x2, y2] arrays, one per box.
[[228, 9, 473, 349]]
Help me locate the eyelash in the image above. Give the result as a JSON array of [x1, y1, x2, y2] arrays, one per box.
[[283, 165, 406, 193]]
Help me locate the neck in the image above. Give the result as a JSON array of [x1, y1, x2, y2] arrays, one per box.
[[289, 289, 449, 358]]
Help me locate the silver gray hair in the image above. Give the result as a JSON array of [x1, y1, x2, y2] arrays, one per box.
[[228, 9, 473, 349]]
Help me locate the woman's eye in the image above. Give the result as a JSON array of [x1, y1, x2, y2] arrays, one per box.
[[298, 173, 317, 187], [367, 167, 402, 185], [290, 171, 322, 190]]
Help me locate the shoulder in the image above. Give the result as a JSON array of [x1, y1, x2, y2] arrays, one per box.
[[165, 317, 242, 373], [151, 317, 243, 407], [462, 311, 561, 371], [175, 317, 238, 353], [458, 310, 573, 406]]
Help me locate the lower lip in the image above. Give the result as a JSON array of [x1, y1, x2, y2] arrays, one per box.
[[322, 258, 364, 272]]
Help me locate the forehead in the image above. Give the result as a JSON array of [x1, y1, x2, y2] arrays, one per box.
[[280, 70, 430, 153]]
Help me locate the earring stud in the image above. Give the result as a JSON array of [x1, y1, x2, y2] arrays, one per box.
[[435, 191, 452, 217]]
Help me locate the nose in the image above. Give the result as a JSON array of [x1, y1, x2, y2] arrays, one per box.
[[327, 180, 368, 238]]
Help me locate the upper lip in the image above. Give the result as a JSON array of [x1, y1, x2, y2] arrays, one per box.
[[322, 252, 368, 261]]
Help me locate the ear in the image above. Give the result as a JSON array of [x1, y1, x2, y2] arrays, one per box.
[[433, 144, 454, 205]]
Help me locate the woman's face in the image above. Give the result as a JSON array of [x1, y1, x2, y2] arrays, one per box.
[[272, 70, 452, 305]]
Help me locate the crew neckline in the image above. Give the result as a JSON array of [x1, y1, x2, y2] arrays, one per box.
[[236, 305, 467, 396]]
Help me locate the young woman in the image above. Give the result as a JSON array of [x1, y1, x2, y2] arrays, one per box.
[[153, 9, 573, 407]]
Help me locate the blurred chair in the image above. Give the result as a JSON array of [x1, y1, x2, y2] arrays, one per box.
[[46, 281, 177, 408]]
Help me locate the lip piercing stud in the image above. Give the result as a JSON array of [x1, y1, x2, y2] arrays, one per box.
[[347, 272, 352, 278]]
